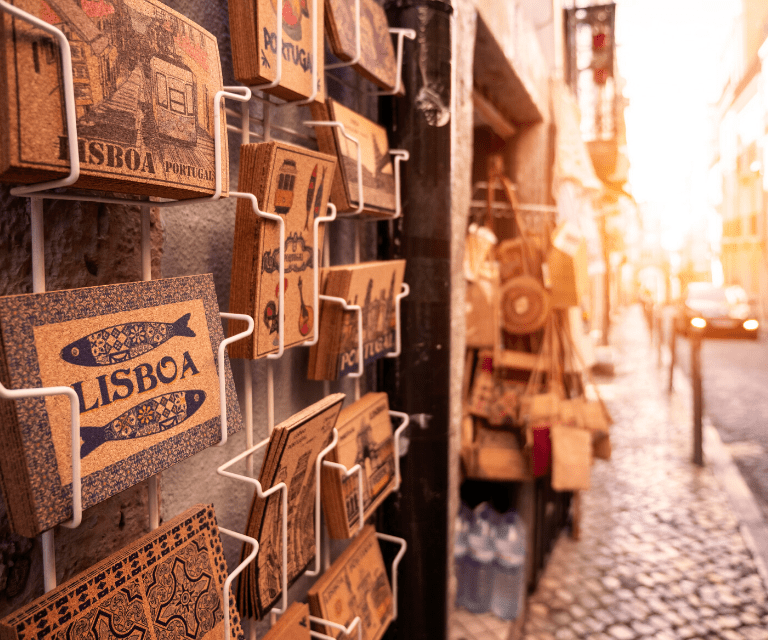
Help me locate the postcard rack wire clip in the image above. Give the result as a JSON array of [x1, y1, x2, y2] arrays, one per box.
[[309, 615, 362, 640]]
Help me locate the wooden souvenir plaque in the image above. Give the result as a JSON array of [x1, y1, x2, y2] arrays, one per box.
[[228, 141, 337, 359], [229, 0, 325, 102], [0, 0, 229, 199], [0, 504, 245, 640], [0, 274, 242, 537], [321, 392, 396, 539], [325, 0, 397, 91], [237, 393, 345, 620], [308, 260, 406, 380], [309, 99, 397, 217], [307, 525, 393, 640]]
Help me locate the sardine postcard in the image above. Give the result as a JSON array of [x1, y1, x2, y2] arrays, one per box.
[[0, 274, 242, 537]]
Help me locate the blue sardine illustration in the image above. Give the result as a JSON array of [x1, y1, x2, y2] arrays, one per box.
[[61, 313, 196, 366], [79, 390, 206, 458]]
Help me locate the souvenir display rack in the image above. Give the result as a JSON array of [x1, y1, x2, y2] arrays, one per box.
[[0, 0, 415, 637]]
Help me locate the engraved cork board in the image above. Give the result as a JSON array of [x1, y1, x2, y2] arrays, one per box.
[[308, 260, 406, 380], [321, 392, 396, 539], [325, 0, 397, 91], [0, 504, 245, 640], [227, 141, 336, 359], [229, 0, 325, 102], [0, 274, 242, 537], [237, 393, 344, 620], [307, 525, 393, 640], [309, 99, 396, 218], [0, 0, 228, 199]]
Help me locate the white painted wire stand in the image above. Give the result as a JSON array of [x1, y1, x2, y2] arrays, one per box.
[[309, 616, 362, 640]]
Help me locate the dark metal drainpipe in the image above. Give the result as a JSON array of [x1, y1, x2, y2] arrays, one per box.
[[379, 2, 453, 640]]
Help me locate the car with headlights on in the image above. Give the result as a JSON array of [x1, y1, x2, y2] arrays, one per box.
[[675, 283, 759, 339]]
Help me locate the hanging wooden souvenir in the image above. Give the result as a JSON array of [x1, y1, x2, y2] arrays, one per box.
[[308, 260, 406, 380], [324, 0, 398, 91], [0, 0, 228, 199], [229, 0, 325, 102], [0, 274, 242, 537], [309, 99, 397, 218], [227, 141, 336, 359], [237, 393, 344, 620]]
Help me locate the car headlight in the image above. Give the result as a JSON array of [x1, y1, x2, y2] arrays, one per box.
[[743, 319, 759, 331], [690, 317, 707, 329]]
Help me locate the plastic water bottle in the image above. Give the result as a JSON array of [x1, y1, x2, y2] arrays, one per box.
[[453, 503, 472, 608], [462, 503, 497, 613], [490, 510, 526, 620]]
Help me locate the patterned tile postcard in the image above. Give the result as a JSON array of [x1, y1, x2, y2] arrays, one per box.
[[0, 274, 242, 537], [0, 0, 228, 199], [0, 504, 245, 640]]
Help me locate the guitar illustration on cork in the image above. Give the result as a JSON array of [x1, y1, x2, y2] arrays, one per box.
[[305, 164, 318, 230], [297, 276, 313, 336]]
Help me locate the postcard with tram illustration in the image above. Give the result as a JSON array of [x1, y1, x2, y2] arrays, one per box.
[[0, 0, 228, 199], [236, 393, 344, 620], [325, 0, 397, 91], [0, 504, 246, 640], [228, 141, 336, 359], [229, 0, 325, 102], [0, 274, 242, 537], [321, 392, 396, 539], [310, 99, 397, 217], [307, 525, 393, 640], [308, 260, 406, 380]]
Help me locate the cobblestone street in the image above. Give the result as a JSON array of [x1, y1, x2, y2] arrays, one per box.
[[520, 306, 768, 640]]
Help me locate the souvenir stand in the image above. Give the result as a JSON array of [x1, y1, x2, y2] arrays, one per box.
[[0, 0, 417, 638]]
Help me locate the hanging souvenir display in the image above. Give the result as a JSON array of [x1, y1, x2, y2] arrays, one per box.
[[0, 274, 242, 537], [228, 141, 337, 358], [0, 0, 228, 199]]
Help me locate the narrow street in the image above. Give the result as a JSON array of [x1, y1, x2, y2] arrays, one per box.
[[671, 326, 768, 522]]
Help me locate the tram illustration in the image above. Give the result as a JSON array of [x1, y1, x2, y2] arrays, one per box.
[[275, 159, 298, 213], [151, 56, 198, 145]]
